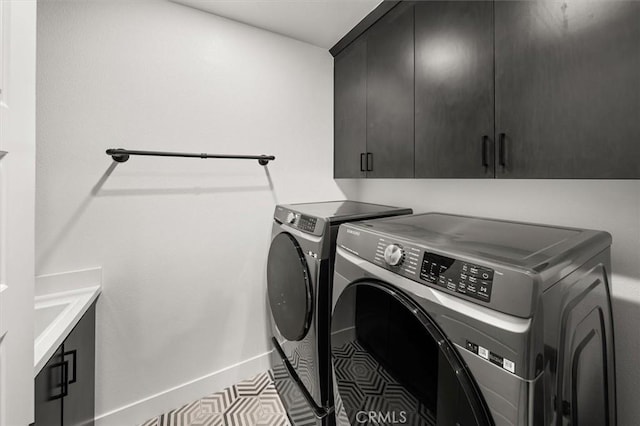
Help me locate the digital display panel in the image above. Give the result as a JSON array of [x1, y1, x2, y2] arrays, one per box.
[[420, 252, 455, 281], [297, 215, 317, 233]]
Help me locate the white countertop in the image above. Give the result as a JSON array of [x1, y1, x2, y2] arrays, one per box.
[[34, 269, 102, 376]]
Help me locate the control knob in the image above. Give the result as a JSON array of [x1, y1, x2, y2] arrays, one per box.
[[286, 212, 297, 224], [383, 244, 405, 267]]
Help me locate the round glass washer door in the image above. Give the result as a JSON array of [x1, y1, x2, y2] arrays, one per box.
[[267, 232, 313, 341], [331, 281, 493, 426]]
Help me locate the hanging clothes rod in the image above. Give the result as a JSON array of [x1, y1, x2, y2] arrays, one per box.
[[105, 148, 275, 165]]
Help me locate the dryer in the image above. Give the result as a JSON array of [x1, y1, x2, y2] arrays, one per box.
[[267, 201, 412, 426], [331, 213, 616, 426]]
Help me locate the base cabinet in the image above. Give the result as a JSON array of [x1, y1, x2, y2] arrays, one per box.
[[34, 347, 64, 426], [34, 304, 96, 426]]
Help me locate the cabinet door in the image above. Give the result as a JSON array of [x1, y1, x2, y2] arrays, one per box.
[[34, 347, 64, 426], [334, 37, 367, 178], [366, 3, 414, 178], [415, 1, 494, 178], [495, 0, 640, 178], [62, 304, 96, 426]]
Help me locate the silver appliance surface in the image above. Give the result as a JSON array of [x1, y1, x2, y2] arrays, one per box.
[[352, 212, 610, 268], [330, 212, 616, 426], [268, 201, 412, 426], [281, 200, 412, 223]]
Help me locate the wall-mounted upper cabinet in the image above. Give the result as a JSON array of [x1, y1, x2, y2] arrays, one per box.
[[366, 3, 414, 178], [414, 1, 494, 178], [334, 36, 367, 178], [334, 3, 414, 178], [494, 0, 640, 178], [333, 0, 640, 179]]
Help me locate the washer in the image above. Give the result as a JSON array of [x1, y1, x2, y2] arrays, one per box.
[[267, 201, 412, 426], [331, 213, 616, 426]]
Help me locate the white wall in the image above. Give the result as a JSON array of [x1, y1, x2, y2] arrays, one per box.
[[0, 1, 37, 425], [36, 1, 354, 423], [36, 0, 640, 424], [338, 178, 640, 424]]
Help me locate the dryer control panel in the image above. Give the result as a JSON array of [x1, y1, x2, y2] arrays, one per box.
[[274, 206, 324, 236]]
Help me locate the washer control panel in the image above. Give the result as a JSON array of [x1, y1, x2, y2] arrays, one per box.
[[420, 252, 494, 302], [372, 237, 494, 303], [337, 223, 540, 317]]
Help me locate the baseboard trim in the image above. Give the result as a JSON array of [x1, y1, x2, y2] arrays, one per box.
[[95, 350, 272, 426]]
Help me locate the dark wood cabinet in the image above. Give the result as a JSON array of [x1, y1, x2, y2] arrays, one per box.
[[34, 304, 96, 426], [414, 1, 494, 178], [333, 0, 640, 179], [62, 305, 95, 426], [334, 36, 367, 178], [333, 3, 415, 178], [366, 3, 414, 178], [495, 0, 640, 178], [35, 347, 64, 426]]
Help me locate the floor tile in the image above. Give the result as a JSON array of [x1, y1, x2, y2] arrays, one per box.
[[140, 417, 160, 426], [139, 371, 291, 426], [201, 387, 240, 415], [190, 413, 224, 426], [223, 396, 262, 426]]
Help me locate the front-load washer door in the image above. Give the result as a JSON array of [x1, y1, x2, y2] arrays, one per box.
[[268, 232, 313, 342], [331, 281, 493, 426]]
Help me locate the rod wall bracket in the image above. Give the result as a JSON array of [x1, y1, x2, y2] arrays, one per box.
[[107, 149, 130, 163]]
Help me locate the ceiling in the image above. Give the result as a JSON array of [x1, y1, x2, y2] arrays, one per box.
[[172, 0, 383, 49]]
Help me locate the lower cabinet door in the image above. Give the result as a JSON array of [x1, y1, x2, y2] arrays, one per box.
[[62, 304, 96, 426], [34, 347, 64, 426]]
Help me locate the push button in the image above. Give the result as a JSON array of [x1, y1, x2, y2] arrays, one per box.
[[479, 268, 494, 280], [466, 282, 477, 294], [477, 280, 492, 300]]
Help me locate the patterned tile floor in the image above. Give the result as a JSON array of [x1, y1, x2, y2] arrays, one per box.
[[333, 340, 436, 426], [140, 371, 291, 426]]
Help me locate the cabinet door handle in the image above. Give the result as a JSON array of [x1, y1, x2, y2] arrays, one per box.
[[64, 349, 77, 384], [366, 152, 373, 172], [360, 153, 366, 172], [498, 133, 506, 169], [482, 135, 490, 169], [49, 360, 69, 400]]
